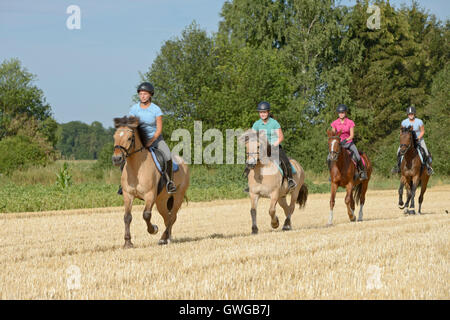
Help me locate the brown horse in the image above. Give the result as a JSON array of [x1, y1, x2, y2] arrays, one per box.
[[239, 130, 308, 234], [326, 130, 372, 225], [112, 116, 190, 246], [397, 126, 430, 215]]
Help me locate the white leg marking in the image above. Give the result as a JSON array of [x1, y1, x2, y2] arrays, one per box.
[[358, 204, 364, 221]]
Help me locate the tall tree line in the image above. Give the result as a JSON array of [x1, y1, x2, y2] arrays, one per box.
[[144, 0, 449, 174]]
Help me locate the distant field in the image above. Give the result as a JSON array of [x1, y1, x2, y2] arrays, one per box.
[[0, 186, 448, 299], [1, 160, 449, 213]]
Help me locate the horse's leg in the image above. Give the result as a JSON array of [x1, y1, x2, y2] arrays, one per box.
[[404, 179, 412, 214], [269, 192, 279, 229], [158, 195, 183, 245], [278, 196, 291, 231], [328, 182, 338, 226], [345, 183, 356, 222], [398, 181, 405, 209], [358, 181, 369, 222], [143, 192, 158, 235], [418, 173, 429, 215], [249, 192, 259, 234], [123, 192, 134, 249], [409, 176, 420, 215]]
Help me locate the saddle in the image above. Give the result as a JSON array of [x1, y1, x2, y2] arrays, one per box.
[[149, 147, 179, 194], [344, 145, 366, 168]]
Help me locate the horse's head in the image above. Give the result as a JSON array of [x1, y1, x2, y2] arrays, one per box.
[[327, 129, 342, 162], [238, 129, 270, 169], [112, 116, 140, 166], [399, 126, 413, 156]]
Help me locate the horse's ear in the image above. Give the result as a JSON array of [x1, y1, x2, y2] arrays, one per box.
[[326, 129, 332, 137]]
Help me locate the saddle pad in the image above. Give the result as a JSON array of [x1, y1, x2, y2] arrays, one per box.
[[277, 162, 297, 176], [149, 148, 179, 175], [400, 151, 424, 165], [346, 150, 366, 167]]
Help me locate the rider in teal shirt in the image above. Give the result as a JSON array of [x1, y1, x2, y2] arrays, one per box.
[[249, 101, 297, 190]]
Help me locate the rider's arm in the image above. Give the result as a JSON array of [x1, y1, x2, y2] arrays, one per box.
[[272, 128, 284, 147], [346, 126, 355, 142], [145, 116, 163, 148], [418, 125, 425, 140]]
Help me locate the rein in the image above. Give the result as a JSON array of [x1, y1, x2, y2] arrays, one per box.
[[114, 128, 145, 159]]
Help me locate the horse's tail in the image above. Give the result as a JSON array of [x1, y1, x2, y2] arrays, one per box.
[[353, 183, 363, 205], [297, 184, 308, 209], [184, 194, 189, 206]]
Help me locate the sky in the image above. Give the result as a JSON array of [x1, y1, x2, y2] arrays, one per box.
[[1, 0, 448, 129]]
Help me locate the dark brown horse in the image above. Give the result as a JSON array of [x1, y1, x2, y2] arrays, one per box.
[[397, 127, 430, 215], [326, 130, 372, 225]]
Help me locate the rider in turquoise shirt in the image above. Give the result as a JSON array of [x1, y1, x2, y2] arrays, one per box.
[[249, 101, 297, 190]]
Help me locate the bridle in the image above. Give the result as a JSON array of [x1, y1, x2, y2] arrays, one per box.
[[114, 128, 144, 159], [399, 130, 413, 155], [328, 136, 341, 161]]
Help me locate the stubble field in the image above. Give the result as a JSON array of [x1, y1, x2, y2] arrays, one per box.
[[0, 185, 449, 299]]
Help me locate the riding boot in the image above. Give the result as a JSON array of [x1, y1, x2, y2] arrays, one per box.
[[284, 160, 297, 190], [165, 160, 177, 194], [117, 185, 123, 195], [391, 153, 402, 174], [357, 159, 368, 180]]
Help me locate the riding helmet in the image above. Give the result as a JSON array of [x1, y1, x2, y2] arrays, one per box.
[[406, 105, 416, 115], [257, 101, 271, 111], [336, 104, 348, 113], [137, 82, 154, 95]]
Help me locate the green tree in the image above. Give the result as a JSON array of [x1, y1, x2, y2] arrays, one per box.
[[0, 58, 56, 144]]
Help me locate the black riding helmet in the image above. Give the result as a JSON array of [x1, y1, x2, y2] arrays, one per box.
[[406, 105, 416, 115], [336, 104, 348, 113], [257, 101, 271, 111], [137, 82, 154, 95]]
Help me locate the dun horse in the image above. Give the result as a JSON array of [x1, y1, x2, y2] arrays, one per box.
[[112, 116, 189, 246], [397, 126, 430, 215], [327, 130, 372, 225], [239, 130, 308, 234]]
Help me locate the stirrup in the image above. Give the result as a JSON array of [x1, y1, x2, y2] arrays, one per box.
[[166, 181, 177, 194], [288, 179, 297, 190], [391, 166, 400, 174], [359, 170, 368, 180]]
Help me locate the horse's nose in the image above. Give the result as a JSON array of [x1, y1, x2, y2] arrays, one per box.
[[112, 155, 123, 166]]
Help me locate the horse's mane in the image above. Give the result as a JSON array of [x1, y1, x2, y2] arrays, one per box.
[[114, 116, 140, 129], [114, 116, 149, 145]]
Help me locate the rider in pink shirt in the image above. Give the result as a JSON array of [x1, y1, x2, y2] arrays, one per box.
[[330, 104, 368, 180]]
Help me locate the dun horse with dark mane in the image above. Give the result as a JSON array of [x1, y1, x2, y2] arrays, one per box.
[[112, 116, 189, 246], [327, 130, 372, 225], [397, 126, 430, 215], [239, 130, 308, 234]]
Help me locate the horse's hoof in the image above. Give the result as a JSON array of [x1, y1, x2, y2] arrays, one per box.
[[357, 218, 363, 222], [123, 242, 134, 249], [158, 239, 169, 245], [326, 222, 333, 227], [398, 203, 405, 209], [350, 216, 356, 222], [409, 210, 416, 215], [148, 224, 158, 235], [282, 224, 292, 231], [271, 217, 279, 229], [251, 227, 258, 234]]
